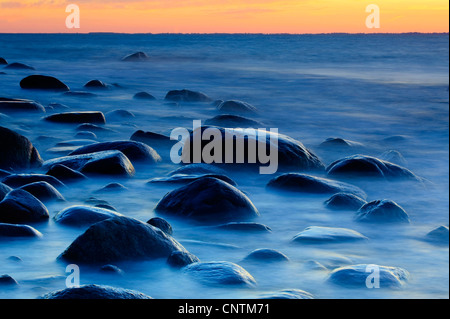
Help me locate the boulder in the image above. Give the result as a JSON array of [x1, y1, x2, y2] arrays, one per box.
[[355, 200, 410, 223], [167, 251, 200, 268], [243, 248, 289, 262], [99, 264, 124, 275], [44, 112, 106, 124], [292, 226, 368, 243], [133, 92, 156, 100], [130, 130, 174, 149], [20, 75, 69, 91], [54, 205, 123, 227], [18, 181, 65, 202], [0, 97, 45, 113], [0, 126, 43, 170], [84, 80, 108, 89], [205, 114, 264, 128], [324, 193, 367, 211], [425, 225, 449, 244], [165, 89, 212, 103], [46, 164, 87, 183], [58, 216, 188, 264], [0, 223, 43, 238], [94, 183, 128, 193], [318, 137, 364, 150], [0, 274, 18, 286], [5, 62, 34, 70], [2, 174, 65, 189], [105, 110, 135, 121], [74, 131, 97, 140], [148, 173, 237, 187], [40, 284, 152, 299], [154, 177, 259, 224], [147, 217, 173, 235], [0, 189, 49, 224], [121, 52, 150, 62], [217, 100, 258, 114], [0, 57, 7, 65]]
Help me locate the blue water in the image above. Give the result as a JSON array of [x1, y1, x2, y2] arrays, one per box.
[[0, 33, 448, 299]]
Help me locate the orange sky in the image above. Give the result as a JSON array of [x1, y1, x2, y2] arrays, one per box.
[[0, 0, 448, 33]]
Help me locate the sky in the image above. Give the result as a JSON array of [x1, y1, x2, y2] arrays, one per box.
[[0, 0, 448, 33]]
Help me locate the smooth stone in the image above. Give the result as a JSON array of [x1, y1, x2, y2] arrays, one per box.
[[105, 109, 135, 120], [204, 114, 264, 128], [154, 177, 259, 224], [425, 225, 449, 244], [2, 174, 65, 189], [183, 261, 256, 287], [40, 284, 152, 299], [0, 223, 43, 238], [0, 183, 12, 201], [54, 205, 122, 227], [0, 57, 7, 65], [44, 111, 106, 124], [165, 89, 212, 103], [167, 250, 200, 268], [217, 100, 258, 114], [68, 140, 161, 164], [292, 226, 368, 243], [148, 173, 237, 187], [355, 200, 410, 223], [324, 192, 367, 211], [130, 130, 174, 148], [260, 289, 314, 299], [147, 217, 173, 235], [0, 274, 18, 286], [0, 126, 43, 170], [318, 137, 364, 150], [328, 264, 409, 288], [20, 75, 69, 91], [0, 189, 49, 224], [215, 222, 272, 233], [74, 131, 97, 140], [18, 181, 65, 202], [133, 92, 156, 100], [243, 248, 289, 262], [46, 164, 87, 183], [94, 183, 128, 193], [0, 97, 45, 113], [84, 79, 108, 89], [121, 52, 150, 62], [267, 173, 366, 199], [5, 62, 34, 70], [58, 216, 188, 264]]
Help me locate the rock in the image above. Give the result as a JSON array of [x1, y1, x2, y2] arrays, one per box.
[[425, 225, 449, 244], [68, 140, 161, 164], [105, 109, 135, 120], [215, 222, 272, 233], [0, 126, 43, 170], [5, 62, 34, 70], [130, 130, 174, 149], [379, 150, 408, 166], [260, 289, 314, 299], [355, 200, 410, 223], [243, 248, 289, 262], [0, 97, 45, 113], [63, 91, 97, 98], [328, 264, 409, 288], [58, 216, 188, 264], [54, 205, 122, 227], [0, 274, 18, 286], [43, 150, 135, 177], [40, 284, 152, 299], [18, 181, 65, 202], [44, 111, 106, 124], [0, 183, 12, 201], [205, 114, 264, 128], [74, 131, 97, 140], [0, 223, 43, 238], [121, 52, 150, 62], [100, 264, 124, 275], [154, 177, 259, 224], [292, 226, 368, 243], [165, 89, 212, 103], [319, 137, 363, 150], [0, 189, 49, 224], [94, 183, 128, 193], [324, 193, 367, 211], [84, 80, 108, 89], [46, 164, 87, 183], [2, 174, 65, 189], [133, 92, 156, 100], [148, 173, 237, 187], [217, 100, 258, 114], [167, 251, 200, 268], [20, 75, 69, 91], [184, 261, 256, 287], [147, 217, 173, 235], [266, 173, 366, 198], [76, 123, 114, 133], [0, 57, 7, 65], [326, 155, 420, 181]]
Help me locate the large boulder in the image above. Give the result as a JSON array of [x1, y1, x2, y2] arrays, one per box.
[[0, 97, 45, 113], [0, 189, 49, 224], [355, 200, 410, 223], [18, 181, 65, 202], [243, 248, 289, 262], [45, 164, 88, 183], [40, 284, 152, 299], [292, 226, 368, 243], [20, 75, 69, 91], [0, 223, 43, 238], [54, 205, 122, 227], [58, 216, 188, 264], [217, 100, 258, 114], [154, 177, 259, 224], [0, 126, 43, 170], [44, 112, 106, 124], [165, 89, 212, 103]]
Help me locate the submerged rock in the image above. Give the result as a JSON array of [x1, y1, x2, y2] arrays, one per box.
[[0, 189, 49, 224], [94, 183, 128, 193], [40, 284, 152, 299], [0, 274, 18, 286], [147, 217, 173, 235], [319, 137, 364, 150], [165, 89, 212, 103], [215, 222, 272, 233], [292, 226, 368, 243], [154, 177, 259, 224], [133, 91, 156, 100], [0, 223, 43, 238], [0, 57, 7, 65], [2, 174, 65, 189], [44, 112, 106, 124], [54, 205, 122, 227], [0, 97, 45, 113], [130, 130, 174, 150], [167, 251, 200, 268], [205, 114, 264, 128], [105, 109, 135, 121], [243, 248, 289, 262], [84, 80, 108, 89], [121, 52, 150, 62], [324, 193, 367, 211], [217, 100, 258, 114], [18, 181, 65, 202], [260, 289, 314, 299], [20, 75, 69, 91], [425, 225, 449, 244], [355, 200, 410, 223], [5, 62, 34, 70], [46, 164, 87, 183]]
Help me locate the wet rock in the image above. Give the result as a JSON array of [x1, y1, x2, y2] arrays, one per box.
[[68, 140, 161, 164], [154, 177, 259, 224], [328, 264, 409, 288], [292, 226, 368, 243], [217, 100, 258, 114], [355, 200, 410, 223], [0, 58, 7, 65], [94, 183, 128, 193], [0, 189, 49, 224], [20, 75, 69, 91], [0, 97, 45, 113], [319, 137, 364, 150], [147, 217, 173, 235], [148, 173, 237, 187], [58, 216, 188, 264], [105, 109, 135, 121], [46, 164, 87, 183], [100, 264, 124, 275], [84, 80, 108, 89], [267, 173, 366, 198], [326, 155, 420, 181], [40, 284, 152, 299], [2, 174, 65, 189], [165, 89, 212, 103], [379, 150, 408, 166], [0, 126, 43, 170], [74, 131, 97, 140], [133, 92, 156, 100], [243, 248, 289, 262], [121, 52, 150, 62], [44, 111, 106, 124], [260, 289, 314, 299], [54, 205, 122, 227], [0, 223, 43, 238], [425, 225, 449, 244], [130, 130, 174, 149], [205, 114, 264, 128], [324, 193, 367, 211], [215, 222, 272, 233], [5, 62, 34, 70], [19, 181, 65, 202], [0, 183, 12, 201], [0, 274, 18, 286], [167, 251, 200, 268], [184, 261, 256, 287]]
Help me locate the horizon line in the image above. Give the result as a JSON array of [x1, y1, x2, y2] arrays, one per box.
[[0, 32, 449, 35]]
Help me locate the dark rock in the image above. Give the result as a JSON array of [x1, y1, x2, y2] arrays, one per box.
[[184, 261, 256, 287], [205, 114, 264, 128], [292, 226, 368, 243], [0, 274, 18, 286], [215, 222, 272, 233], [319, 137, 363, 150], [167, 251, 200, 268], [328, 264, 409, 288], [130, 130, 176, 153], [121, 52, 150, 62], [44, 111, 106, 124], [2, 174, 65, 189], [58, 216, 188, 264], [20, 75, 69, 91], [0, 57, 7, 65], [267, 173, 366, 198], [165, 89, 212, 103], [74, 131, 97, 140], [0, 189, 49, 224], [154, 177, 259, 224], [355, 200, 410, 223], [94, 183, 128, 193], [243, 248, 289, 262], [7, 256, 22, 262], [54, 205, 122, 227], [0, 126, 43, 170], [105, 109, 135, 120], [46, 164, 87, 183], [133, 92, 156, 100], [100, 264, 124, 275], [324, 193, 367, 211], [40, 284, 152, 299], [260, 289, 314, 299], [19, 181, 65, 202], [217, 100, 258, 114], [84, 80, 108, 89], [0, 183, 12, 201], [425, 225, 449, 244], [0, 223, 43, 238], [148, 173, 237, 187], [147, 217, 173, 235], [5, 62, 34, 70], [63, 91, 97, 98], [0, 97, 45, 113]]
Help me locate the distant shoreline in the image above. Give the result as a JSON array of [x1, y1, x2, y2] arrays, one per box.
[[0, 32, 448, 36]]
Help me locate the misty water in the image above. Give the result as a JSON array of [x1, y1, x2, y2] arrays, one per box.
[[0, 33, 448, 299]]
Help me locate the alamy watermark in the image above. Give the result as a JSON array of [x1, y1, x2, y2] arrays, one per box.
[[365, 264, 380, 288], [66, 4, 80, 29], [366, 4, 380, 29], [65, 264, 80, 288]]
